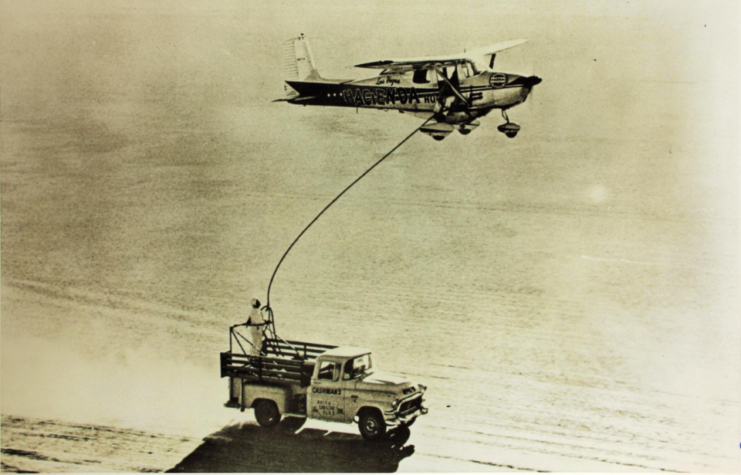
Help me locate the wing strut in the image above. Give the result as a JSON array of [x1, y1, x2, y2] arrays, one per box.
[[434, 64, 469, 106]]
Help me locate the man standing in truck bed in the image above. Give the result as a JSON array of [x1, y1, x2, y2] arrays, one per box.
[[246, 298, 264, 355]]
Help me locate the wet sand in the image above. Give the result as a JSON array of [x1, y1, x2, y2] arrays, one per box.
[[1, 416, 199, 473], [0, 414, 591, 473]]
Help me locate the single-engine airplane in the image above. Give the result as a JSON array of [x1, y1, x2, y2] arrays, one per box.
[[276, 34, 542, 140]]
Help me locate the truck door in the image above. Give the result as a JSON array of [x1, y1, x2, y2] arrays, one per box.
[[309, 360, 345, 422]]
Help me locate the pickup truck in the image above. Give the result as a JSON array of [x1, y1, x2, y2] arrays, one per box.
[[220, 325, 428, 440]]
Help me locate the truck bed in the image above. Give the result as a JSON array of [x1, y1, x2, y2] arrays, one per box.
[[220, 339, 336, 386]]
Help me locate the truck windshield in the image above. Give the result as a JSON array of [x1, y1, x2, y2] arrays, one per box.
[[343, 354, 373, 380]]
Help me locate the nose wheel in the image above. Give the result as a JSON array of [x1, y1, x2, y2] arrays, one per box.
[[497, 109, 521, 138]]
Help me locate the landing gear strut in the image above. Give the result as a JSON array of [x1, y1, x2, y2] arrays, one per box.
[[497, 109, 521, 138]]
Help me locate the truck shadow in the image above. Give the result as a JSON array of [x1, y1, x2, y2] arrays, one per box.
[[167, 417, 415, 472]]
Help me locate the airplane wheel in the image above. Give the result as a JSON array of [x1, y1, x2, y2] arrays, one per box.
[[458, 128, 471, 135], [432, 136, 445, 141], [498, 122, 520, 138], [255, 400, 281, 428]]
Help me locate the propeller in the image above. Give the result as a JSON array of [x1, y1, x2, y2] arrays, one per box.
[[522, 75, 542, 109]]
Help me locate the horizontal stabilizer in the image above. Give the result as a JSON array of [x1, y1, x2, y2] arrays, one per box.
[[287, 95, 318, 103]]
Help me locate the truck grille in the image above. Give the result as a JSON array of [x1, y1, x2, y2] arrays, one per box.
[[399, 395, 422, 416]]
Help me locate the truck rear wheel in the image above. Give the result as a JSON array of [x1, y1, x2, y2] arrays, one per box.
[[359, 410, 386, 441], [254, 400, 280, 428]]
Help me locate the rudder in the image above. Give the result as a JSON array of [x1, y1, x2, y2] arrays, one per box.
[[281, 34, 323, 97]]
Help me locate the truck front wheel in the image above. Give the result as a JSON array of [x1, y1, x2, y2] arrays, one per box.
[[254, 400, 280, 428], [359, 410, 386, 441]]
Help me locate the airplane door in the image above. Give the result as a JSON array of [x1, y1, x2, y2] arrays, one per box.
[[429, 67, 440, 86], [430, 68, 445, 112], [431, 67, 457, 113], [309, 360, 345, 422]]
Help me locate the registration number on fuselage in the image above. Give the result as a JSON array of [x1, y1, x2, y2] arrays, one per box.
[[339, 86, 435, 107]]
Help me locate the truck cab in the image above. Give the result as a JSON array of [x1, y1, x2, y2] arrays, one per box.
[[308, 347, 427, 439]]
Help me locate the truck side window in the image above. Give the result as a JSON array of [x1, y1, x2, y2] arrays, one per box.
[[343, 354, 372, 380], [318, 361, 339, 381]]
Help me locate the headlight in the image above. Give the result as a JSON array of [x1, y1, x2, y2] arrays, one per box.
[[391, 398, 399, 408]]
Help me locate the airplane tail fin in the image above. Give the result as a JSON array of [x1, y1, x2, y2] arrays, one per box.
[[281, 34, 323, 98]]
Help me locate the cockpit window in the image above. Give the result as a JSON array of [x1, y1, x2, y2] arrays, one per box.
[[460, 62, 470, 78], [343, 354, 373, 380], [413, 69, 430, 84]]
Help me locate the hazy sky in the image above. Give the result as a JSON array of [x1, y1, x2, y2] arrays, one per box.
[[2, 0, 738, 108], [3, 0, 736, 219]]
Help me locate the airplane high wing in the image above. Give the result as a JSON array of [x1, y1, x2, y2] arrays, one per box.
[[354, 39, 528, 72], [278, 35, 540, 141]]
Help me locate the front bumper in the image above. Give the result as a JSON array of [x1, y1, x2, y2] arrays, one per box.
[[386, 405, 428, 427], [383, 392, 428, 427]]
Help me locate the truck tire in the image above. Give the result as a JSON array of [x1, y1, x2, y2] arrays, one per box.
[[359, 409, 386, 441], [254, 400, 280, 428]]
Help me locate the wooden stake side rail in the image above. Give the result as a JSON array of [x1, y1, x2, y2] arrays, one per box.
[[262, 339, 337, 361], [220, 352, 315, 384], [221, 338, 335, 384]]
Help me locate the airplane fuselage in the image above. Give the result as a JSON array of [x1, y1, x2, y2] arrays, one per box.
[[286, 70, 537, 125]]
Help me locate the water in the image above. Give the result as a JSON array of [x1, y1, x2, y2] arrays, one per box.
[[1, 1, 739, 471]]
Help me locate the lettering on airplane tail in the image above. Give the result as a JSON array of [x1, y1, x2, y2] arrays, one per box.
[[340, 87, 429, 107]]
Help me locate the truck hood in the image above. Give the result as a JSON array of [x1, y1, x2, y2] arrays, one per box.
[[359, 371, 411, 387]]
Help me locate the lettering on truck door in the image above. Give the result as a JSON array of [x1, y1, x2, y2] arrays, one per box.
[[309, 360, 345, 422]]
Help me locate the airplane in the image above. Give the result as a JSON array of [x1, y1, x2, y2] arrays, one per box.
[[276, 34, 542, 141]]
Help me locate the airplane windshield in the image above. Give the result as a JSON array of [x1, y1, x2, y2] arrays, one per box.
[[343, 354, 373, 380]]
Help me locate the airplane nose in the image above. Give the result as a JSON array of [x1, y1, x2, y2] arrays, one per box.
[[524, 75, 542, 87]]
